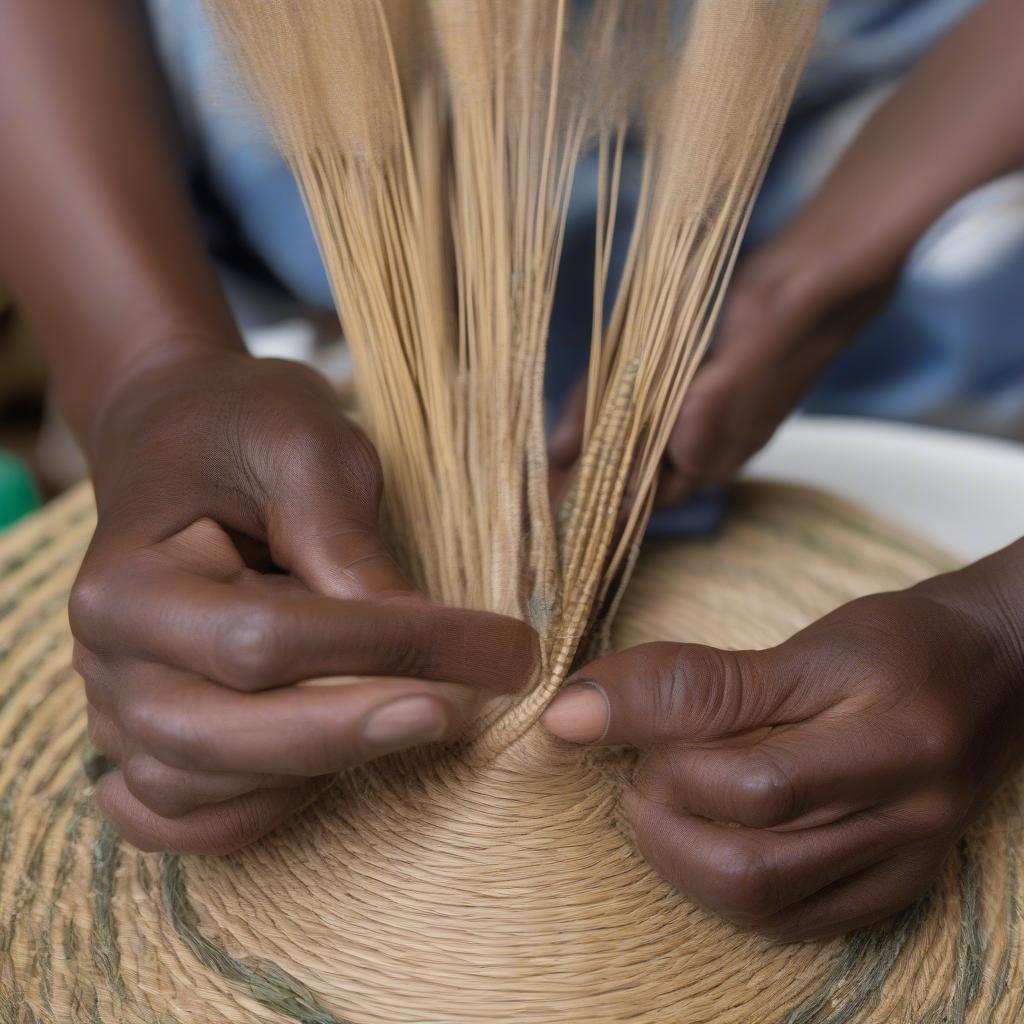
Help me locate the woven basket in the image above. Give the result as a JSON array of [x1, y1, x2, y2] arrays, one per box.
[[1, 482, 1021, 1023]]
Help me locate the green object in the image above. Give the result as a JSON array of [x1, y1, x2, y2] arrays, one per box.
[[0, 450, 39, 532]]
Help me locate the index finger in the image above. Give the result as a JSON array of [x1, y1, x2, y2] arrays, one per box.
[[74, 561, 539, 694]]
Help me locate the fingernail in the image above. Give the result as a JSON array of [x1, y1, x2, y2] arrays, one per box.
[[362, 696, 449, 749], [541, 681, 610, 744]]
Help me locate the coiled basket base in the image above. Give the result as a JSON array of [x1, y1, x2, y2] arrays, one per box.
[[1, 483, 1021, 1023]]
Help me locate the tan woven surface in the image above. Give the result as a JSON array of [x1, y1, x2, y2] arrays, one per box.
[[1, 481, 1021, 1022]]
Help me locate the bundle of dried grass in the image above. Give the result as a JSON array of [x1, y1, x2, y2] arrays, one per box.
[[211, 0, 825, 748]]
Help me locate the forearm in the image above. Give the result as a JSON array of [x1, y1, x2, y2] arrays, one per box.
[[0, 0, 243, 442], [784, 0, 1024, 285]]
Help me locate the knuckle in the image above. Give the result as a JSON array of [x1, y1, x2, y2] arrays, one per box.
[[285, 418, 383, 506], [91, 775, 159, 853], [669, 644, 750, 736], [916, 703, 969, 772], [640, 643, 690, 738], [710, 841, 779, 920], [389, 637, 432, 681], [734, 757, 799, 828], [909, 789, 968, 840], [734, 253, 821, 326], [215, 609, 286, 689], [666, 441, 709, 487], [121, 756, 173, 815], [68, 571, 115, 646], [634, 754, 673, 806], [121, 755, 197, 819], [635, 642, 759, 741], [117, 694, 155, 741], [378, 615, 433, 680], [120, 693, 202, 764]]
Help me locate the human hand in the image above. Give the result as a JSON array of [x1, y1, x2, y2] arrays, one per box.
[[548, 232, 893, 508], [72, 349, 536, 854], [543, 550, 1024, 940]]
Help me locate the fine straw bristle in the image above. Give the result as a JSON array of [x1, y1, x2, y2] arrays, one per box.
[[208, 0, 826, 743]]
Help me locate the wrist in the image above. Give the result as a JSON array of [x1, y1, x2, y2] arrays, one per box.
[[726, 225, 889, 354], [766, 196, 907, 314], [79, 328, 248, 461], [915, 542, 1024, 695]]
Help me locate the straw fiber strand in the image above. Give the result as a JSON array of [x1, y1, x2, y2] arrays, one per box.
[[2, 483, 1024, 1021]]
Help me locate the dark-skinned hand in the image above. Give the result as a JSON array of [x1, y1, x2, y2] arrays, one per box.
[[71, 349, 536, 855], [548, 234, 892, 509], [544, 549, 1024, 941], [542, 0, 1024, 943]]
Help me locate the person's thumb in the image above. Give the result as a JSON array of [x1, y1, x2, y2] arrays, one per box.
[[542, 641, 799, 747], [284, 508, 414, 601], [267, 437, 414, 601]]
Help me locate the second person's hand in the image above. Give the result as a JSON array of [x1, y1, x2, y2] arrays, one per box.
[[548, 229, 893, 509]]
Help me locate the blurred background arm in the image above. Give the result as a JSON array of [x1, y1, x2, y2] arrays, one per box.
[[783, 0, 1024, 290], [0, 0, 243, 445]]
